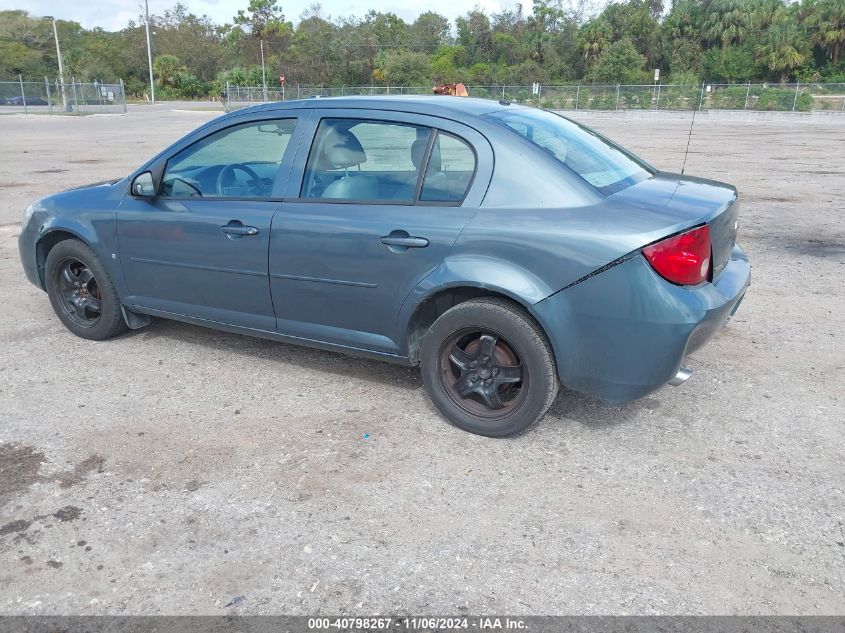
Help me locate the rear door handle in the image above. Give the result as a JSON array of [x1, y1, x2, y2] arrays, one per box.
[[380, 231, 429, 249], [220, 220, 259, 238]]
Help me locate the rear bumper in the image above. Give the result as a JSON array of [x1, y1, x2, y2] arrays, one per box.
[[531, 244, 750, 404]]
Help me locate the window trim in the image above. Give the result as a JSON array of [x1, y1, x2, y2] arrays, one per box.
[[293, 117, 478, 207], [156, 117, 299, 202]]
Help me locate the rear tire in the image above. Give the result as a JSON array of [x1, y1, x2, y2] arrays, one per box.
[[45, 239, 127, 341], [420, 298, 558, 437]]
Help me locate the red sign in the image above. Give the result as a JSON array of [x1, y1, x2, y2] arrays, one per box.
[[279, 74, 285, 85]]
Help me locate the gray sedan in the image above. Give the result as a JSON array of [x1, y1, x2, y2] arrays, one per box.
[[18, 96, 750, 437]]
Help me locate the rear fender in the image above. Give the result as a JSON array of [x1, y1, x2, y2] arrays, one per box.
[[395, 255, 554, 355]]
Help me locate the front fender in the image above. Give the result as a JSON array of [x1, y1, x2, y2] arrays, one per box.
[[23, 184, 124, 295]]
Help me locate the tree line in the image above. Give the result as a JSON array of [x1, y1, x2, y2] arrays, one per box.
[[1, 0, 843, 98]]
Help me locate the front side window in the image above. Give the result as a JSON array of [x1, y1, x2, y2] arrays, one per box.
[[302, 118, 432, 202], [484, 109, 653, 195], [161, 119, 297, 198]]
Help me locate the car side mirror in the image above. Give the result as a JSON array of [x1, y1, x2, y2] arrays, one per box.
[[131, 172, 157, 197]]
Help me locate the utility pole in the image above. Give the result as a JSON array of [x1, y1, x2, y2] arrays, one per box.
[[260, 40, 268, 101], [144, 0, 155, 103], [46, 17, 70, 111]]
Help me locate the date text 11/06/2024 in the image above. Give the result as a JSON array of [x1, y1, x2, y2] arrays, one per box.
[[307, 617, 528, 630]]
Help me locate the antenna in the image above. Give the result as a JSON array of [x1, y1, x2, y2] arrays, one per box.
[[680, 103, 698, 175]]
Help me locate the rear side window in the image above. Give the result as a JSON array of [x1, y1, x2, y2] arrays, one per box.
[[161, 119, 296, 198], [301, 119, 430, 202], [484, 109, 653, 195], [301, 118, 477, 205], [420, 132, 476, 202]]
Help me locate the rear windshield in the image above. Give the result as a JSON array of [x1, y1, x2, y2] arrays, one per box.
[[484, 109, 654, 195]]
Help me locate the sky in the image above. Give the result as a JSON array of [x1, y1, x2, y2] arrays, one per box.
[[0, 0, 537, 31]]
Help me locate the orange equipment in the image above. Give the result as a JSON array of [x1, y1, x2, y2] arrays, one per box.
[[432, 82, 468, 97]]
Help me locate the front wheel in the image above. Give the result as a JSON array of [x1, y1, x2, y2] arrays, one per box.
[[45, 239, 127, 341], [420, 298, 558, 437]]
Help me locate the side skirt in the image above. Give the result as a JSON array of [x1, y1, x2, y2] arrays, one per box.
[[126, 304, 414, 366]]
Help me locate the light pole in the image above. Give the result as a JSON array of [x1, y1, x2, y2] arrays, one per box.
[[144, 0, 155, 103], [45, 16, 70, 111], [260, 40, 268, 101]]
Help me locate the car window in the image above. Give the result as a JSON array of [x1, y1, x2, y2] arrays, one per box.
[[419, 132, 476, 202], [484, 109, 653, 195], [161, 119, 296, 198], [301, 118, 432, 202]]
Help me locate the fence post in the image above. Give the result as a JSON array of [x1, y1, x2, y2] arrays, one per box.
[[18, 74, 28, 115], [744, 81, 750, 109], [792, 80, 799, 112], [615, 83, 620, 111], [120, 79, 127, 113], [225, 81, 230, 113], [71, 77, 79, 113], [45, 77, 53, 115], [575, 85, 580, 110], [655, 82, 661, 110], [699, 84, 705, 110]]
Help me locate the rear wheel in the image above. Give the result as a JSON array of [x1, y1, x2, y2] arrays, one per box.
[[45, 239, 127, 341], [420, 298, 558, 437]]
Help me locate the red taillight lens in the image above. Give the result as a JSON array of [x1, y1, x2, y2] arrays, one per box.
[[642, 225, 712, 286]]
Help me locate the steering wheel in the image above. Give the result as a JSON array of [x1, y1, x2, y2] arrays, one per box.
[[216, 163, 267, 196]]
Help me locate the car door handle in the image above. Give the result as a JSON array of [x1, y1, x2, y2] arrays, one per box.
[[220, 221, 259, 238], [380, 232, 429, 248]]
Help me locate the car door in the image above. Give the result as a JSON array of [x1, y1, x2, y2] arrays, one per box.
[[269, 109, 493, 355], [117, 113, 306, 330]]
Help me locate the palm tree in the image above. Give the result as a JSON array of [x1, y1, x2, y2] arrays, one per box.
[[756, 15, 807, 80], [580, 18, 611, 65], [703, 0, 753, 49], [806, 0, 845, 63]]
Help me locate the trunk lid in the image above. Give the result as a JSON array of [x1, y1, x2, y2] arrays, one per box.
[[610, 171, 739, 279]]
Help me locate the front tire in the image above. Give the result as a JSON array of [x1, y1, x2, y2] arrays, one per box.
[[420, 298, 558, 437], [45, 239, 127, 341]]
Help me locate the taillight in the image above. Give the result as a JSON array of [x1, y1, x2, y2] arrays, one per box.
[[642, 225, 712, 286]]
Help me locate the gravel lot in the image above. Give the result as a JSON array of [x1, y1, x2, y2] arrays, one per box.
[[0, 104, 843, 615]]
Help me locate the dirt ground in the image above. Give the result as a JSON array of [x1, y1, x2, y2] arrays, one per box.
[[0, 103, 843, 615]]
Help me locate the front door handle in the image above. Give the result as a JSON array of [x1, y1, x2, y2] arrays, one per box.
[[220, 220, 259, 239], [380, 230, 429, 250]]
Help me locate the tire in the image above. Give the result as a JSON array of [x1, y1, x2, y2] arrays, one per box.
[[420, 298, 558, 437], [45, 238, 127, 341]]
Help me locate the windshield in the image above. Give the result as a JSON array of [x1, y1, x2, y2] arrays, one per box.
[[485, 109, 654, 195]]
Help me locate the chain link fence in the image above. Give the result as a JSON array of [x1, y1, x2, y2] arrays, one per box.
[[225, 82, 845, 113], [0, 77, 127, 115]]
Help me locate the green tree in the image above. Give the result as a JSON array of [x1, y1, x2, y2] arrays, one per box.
[[588, 37, 648, 82], [430, 45, 466, 82], [153, 54, 183, 86], [375, 49, 431, 85], [756, 15, 808, 80], [409, 12, 450, 54], [580, 18, 612, 66], [806, 0, 845, 63], [703, 0, 753, 50]]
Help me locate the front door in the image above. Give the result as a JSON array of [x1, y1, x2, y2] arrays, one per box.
[[118, 116, 301, 330], [269, 112, 490, 355]]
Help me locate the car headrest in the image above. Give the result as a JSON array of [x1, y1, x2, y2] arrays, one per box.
[[411, 135, 441, 173], [318, 126, 367, 170]]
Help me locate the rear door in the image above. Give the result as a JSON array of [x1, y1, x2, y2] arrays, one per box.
[[118, 113, 306, 330], [269, 109, 493, 355]]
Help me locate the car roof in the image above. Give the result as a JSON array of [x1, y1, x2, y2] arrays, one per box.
[[231, 95, 527, 121]]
